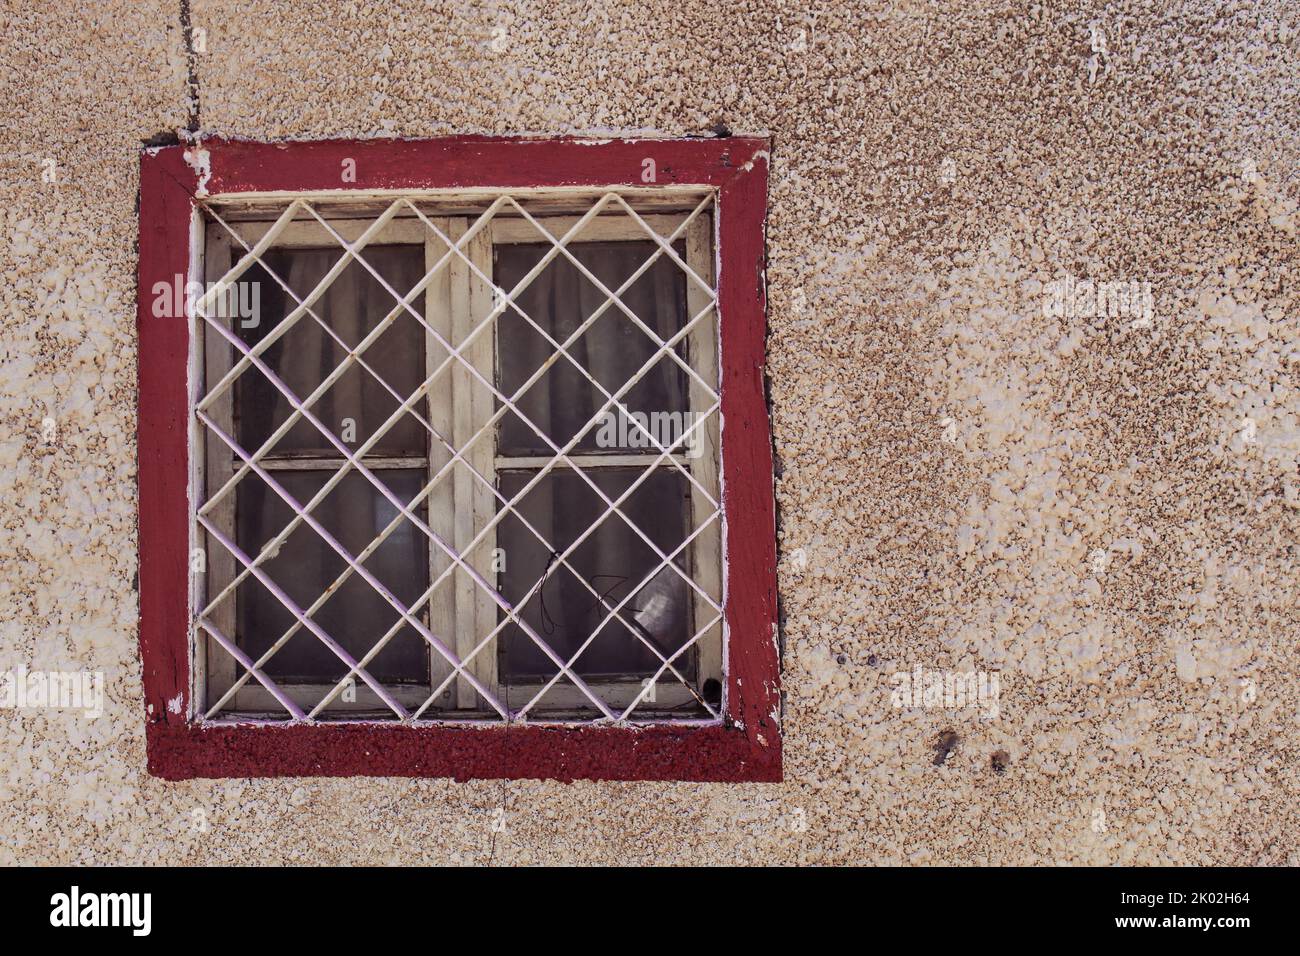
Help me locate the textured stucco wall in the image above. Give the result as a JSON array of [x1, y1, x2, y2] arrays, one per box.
[[2, 0, 1297, 864]]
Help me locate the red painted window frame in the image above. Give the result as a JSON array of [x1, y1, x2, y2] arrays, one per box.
[[137, 136, 779, 782]]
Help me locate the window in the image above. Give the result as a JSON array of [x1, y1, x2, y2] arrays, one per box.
[[138, 137, 778, 781]]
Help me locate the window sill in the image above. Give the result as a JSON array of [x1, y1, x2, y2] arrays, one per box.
[[145, 719, 781, 782]]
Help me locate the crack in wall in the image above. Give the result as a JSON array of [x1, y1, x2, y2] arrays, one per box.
[[179, 0, 201, 135]]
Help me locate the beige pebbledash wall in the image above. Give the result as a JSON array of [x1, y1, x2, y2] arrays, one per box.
[[1, 0, 1297, 865]]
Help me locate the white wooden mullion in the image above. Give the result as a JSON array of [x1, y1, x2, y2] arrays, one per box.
[[456, 221, 499, 709], [424, 218, 458, 711], [200, 225, 238, 712], [685, 214, 724, 695], [189, 206, 207, 719], [258, 456, 427, 470], [231, 683, 432, 715], [491, 213, 691, 245], [223, 218, 429, 248], [203, 184, 709, 206], [498, 683, 703, 714]]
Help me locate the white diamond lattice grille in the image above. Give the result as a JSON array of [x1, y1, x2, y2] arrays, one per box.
[[191, 190, 723, 725]]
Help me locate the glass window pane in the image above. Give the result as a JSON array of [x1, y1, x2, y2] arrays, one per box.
[[496, 467, 694, 680], [235, 245, 427, 458], [494, 241, 690, 456], [235, 468, 429, 685]]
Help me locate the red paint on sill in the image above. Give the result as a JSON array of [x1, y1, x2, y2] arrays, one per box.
[[148, 722, 780, 783]]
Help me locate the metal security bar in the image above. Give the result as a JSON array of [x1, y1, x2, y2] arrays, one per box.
[[190, 189, 723, 724]]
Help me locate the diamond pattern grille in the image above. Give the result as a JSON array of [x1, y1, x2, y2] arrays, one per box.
[[192, 191, 722, 724]]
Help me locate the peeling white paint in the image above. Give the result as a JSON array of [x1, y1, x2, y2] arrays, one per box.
[[183, 146, 211, 197], [739, 149, 771, 173]]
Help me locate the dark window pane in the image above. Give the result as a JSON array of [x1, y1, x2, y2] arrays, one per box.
[[494, 241, 690, 456], [235, 246, 427, 458], [236, 469, 429, 684], [497, 467, 694, 680]]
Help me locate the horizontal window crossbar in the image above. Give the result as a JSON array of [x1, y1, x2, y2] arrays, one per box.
[[495, 454, 691, 470]]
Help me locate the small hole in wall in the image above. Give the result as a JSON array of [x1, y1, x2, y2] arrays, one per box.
[[991, 750, 1011, 774], [702, 678, 722, 707], [836, 653, 848, 665], [141, 130, 183, 149], [933, 729, 960, 765]]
